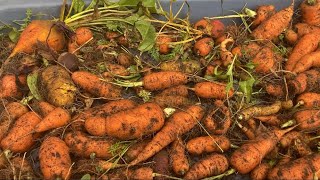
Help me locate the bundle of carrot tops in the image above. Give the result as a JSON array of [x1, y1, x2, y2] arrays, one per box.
[[0, 0, 320, 179]]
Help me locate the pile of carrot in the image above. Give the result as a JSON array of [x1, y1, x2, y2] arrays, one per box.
[[1, 0, 320, 179]]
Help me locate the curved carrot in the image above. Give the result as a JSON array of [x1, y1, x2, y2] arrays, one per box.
[[34, 107, 70, 133], [186, 135, 230, 155], [170, 137, 189, 176], [194, 81, 233, 99]]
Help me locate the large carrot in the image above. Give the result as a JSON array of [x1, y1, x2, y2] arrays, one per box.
[[64, 131, 116, 159], [252, 4, 293, 41], [294, 109, 320, 131], [0, 112, 41, 153], [34, 107, 70, 133], [72, 71, 122, 99], [230, 127, 294, 174], [292, 51, 320, 73], [296, 92, 320, 108], [142, 71, 188, 91], [184, 153, 229, 180], [85, 103, 165, 140], [268, 153, 320, 180], [170, 137, 189, 176], [300, 0, 320, 26], [39, 137, 71, 180], [194, 81, 233, 99], [130, 105, 204, 166], [295, 23, 320, 37], [186, 135, 230, 155], [285, 32, 320, 71]]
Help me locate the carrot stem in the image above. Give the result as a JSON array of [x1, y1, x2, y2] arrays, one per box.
[[281, 119, 296, 128], [203, 169, 235, 180]]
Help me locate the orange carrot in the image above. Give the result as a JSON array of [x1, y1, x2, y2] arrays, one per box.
[[194, 81, 233, 99], [288, 69, 320, 96], [184, 153, 229, 180], [156, 35, 173, 54], [295, 23, 320, 37], [85, 103, 165, 140], [170, 137, 189, 176], [251, 5, 276, 28], [142, 71, 188, 91], [153, 95, 191, 108], [296, 92, 320, 108], [186, 135, 230, 155], [74, 27, 93, 46], [117, 52, 134, 67], [300, 0, 320, 26], [255, 115, 281, 126], [33, 101, 56, 118], [158, 85, 189, 97], [124, 139, 150, 162], [193, 37, 214, 57], [130, 105, 204, 165], [280, 131, 303, 148], [252, 4, 293, 41], [0, 112, 41, 153], [39, 137, 71, 180], [252, 47, 276, 73], [284, 29, 298, 45], [0, 75, 23, 99], [34, 107, 70, 133], [250, 162, 272, 180], [292, 51, 320, 73], [294, 109, 320, 131]]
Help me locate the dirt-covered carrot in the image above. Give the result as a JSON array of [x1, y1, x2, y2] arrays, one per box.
[[193, 37, 214, 57], [39, 137, 71, 180], [220, 38, 234, 66], [34, 107, 70, 133], [280, 131, 303, 148], [250, 162, 272, 180], [194, 19, 225, 38], [1, 112, 41, 153], [268, 153, 320, 180], [296, 92, 320, 108], [11, 156, 35, 179], [294, 109, 320, 131], [184, 153, 229, 180], [292, 51, 320, 73], [102, 63, 130, 78], [254, 115, 281, 126], [117, 52, 134, 67], [287, 69, 320, 96], [293, 138, 313, 157], [194, 81, 233, 99], [170, 137, 189, 176], [85, 103, 165, 140], [252, 4, 293, 40], [9, 20, 65, 58], [230, 127, 294, 174], [158, 85, 189, 97], [64, 131, 116, 159], [251, 5, 276, 28], [72, 71, 122, 99], [124, 139, 151, 162], [203, 100, 231, 135], [252, 47, 275, 73], [72, 99, 136, 131], [32, 101, 55, 118], [0, 102, 29, 141], [74, 27, 93, 46], [295, 23, 320, 37], [0, 75, 23, 99], [186, 135, 230, 155], [156, 34, 173, 54], [284, 29, 298, 45], [237, 101, 282, 121], [241, 42, 261, 58], [300, 0, 320, 26], [130, 105, 204, 165], [285, 32, 320, 71], [153, 95, 191, 108]]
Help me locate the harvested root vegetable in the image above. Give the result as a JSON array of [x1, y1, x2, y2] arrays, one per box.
[[85, 103, 165, 140], [64, 131, 115, 159], [34, 107, 70, 132], [251, 5, 276, 28], [284, 29, 298, 45], [72, 71, 121, 99], [194, 19, 225, 38], [268, 153, 320, 180], [153, 95, 191, 108], [74, 27, 93, 46], [130, 105, 204, 165], [0, 112, 41, 153], [293, 138, 313, 157], [184, 153, 229, 180], [9, 20, 65, 58], [130, 167, 154, 180], [220, 38, 234, 66], [254, 115, 281, 126], [142, 71, 188, 91], [237, 101, 282, 121], [160, 60, 202, 74], [241, 42, 261, 58], [32, 101, 55, 117], [158, 85, 189, 97], [193, 37, 214, 57], [230, 127, 294, 174], [194, 81, 233, 99], [292, 51, 320, 73], [124, 139, 150, 162], [0, 74, 23, 99], [287, 69, 320, 96], [0, 102, 29, 141], [39, 137, 71, 180], [103, 63, 129, 77], [280, 131, 303, 148], [250, 162, 272, 180], [186, 135, 230, 155], [252, 4, 293, 40], [170, 137, 189, 176], [294, 109, 320, 131], [156, 34, 173, 54], [295, 23, 320, 37], [296, 92, 320, 108], [203, 100, 231, 135], [40, 65, 76, 107], [11, 156, 36, 179], [285, 32, 320, 71], [117, 52, 134, 67], [252, 47, 275, 73], [300, 0, 320, 26]]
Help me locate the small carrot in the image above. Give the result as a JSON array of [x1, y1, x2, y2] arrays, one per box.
[[186, 135, 230, 155], [294, 109, 320, 131], [156, 34, 173, 54], [284, 29, 298, 45], [158, 85, 189, 97], [124, 139, 150, 162], [280, 131, 303, 148], [255, 115, 281, 126], [117, 52, 134, 68], [193, 37, 214, 57], [287, 69, 320, 96], [153, 95, 191, 108], [74, 27, 93, 46], [130, 105, 204, 165], [194, 81, 234, 99], [39, 137, 71, 180], [34, 107, 70, 133], [251, 5, 276, 28], [292, 138, 313, 157], [237, 101, 282, 121], [300, 0, 320, 26], [292, 51, 320, 73], [184, 153, 229, 180], [296, 92, 320, 108], [295, 23, 320, 37], [170, 137, 189, 176], [0, 75, 23, 99]]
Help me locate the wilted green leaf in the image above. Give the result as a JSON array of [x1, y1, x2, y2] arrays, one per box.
[[118, 0, 140, 6], [8, 28, 19, 42], [27, 71, 43, 100], [135, 16, 156, 52], [239, 77, 255, 103], [73, 0, 86, 14], [81, 174, 91, 180]]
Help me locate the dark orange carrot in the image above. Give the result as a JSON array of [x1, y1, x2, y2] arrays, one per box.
[[33, 101, 55, 118], [296, 92, 320, 108], [255, 115, 281, 126], [300, 0, 320, 26], [130, 105, 204, 165], [193, 37, 214, 57], [252, 47, 276, 74], [184, 153, 229, 180], [287, 69, 320, 96], [230, 127, 294, 174], [117, 52, 134, 67], [124, 139, 151, 162], [74, 27, 93, 46], [203, 100, 231, 135], [72, 71, 122, 99], [156, 35, 173, 54], [265, 84, 285, 97], [85, 103, 165, 140], [250, 162, 272, 180], [292, 138, 313, 157], [252, 4, 293, 40], [153, 95, 191, 108], [186, 135, 230, 155], [159, 85, 189, 97], [34, 107, 70, 133], [284, 29, 298, 45], [0, 112, 41, 153], [294, 109, 320, 131], [0, 75, 23, 99], [210, 20, 225, 38], [170, 137, 189, 176], [295, 23, 320, 37], [142, 71, 188, 91], [64, 131, 116, 159], [251, 5, 276, 28], [194, 81, 233, 99], [292, 51, 320, 73]]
